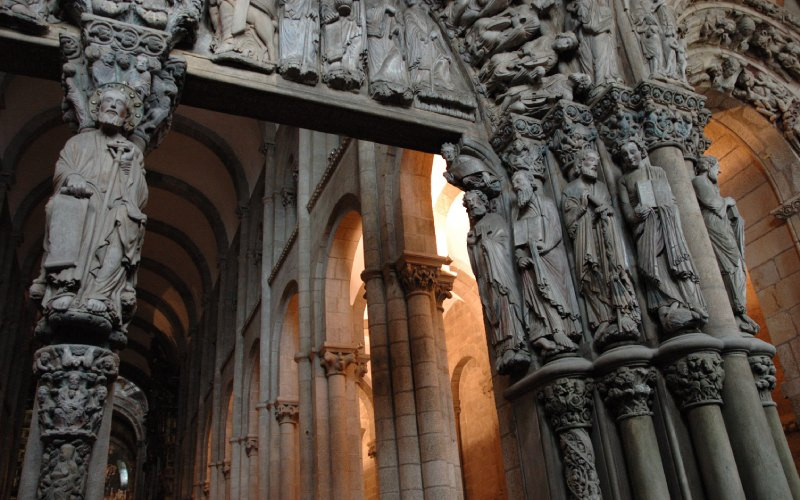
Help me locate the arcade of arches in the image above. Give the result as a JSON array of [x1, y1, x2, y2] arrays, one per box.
[[6, 0, 800, 498]]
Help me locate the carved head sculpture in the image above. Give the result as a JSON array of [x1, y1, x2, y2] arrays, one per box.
[[721, 56, 741, 79], [511, 168, 541, 207], [463, 190, 489, 222], [89, 83, 144, 133], [619, 137, 649, 172], [695, 155, 720, 181], [575, 148, 600, 181], [59, 443, 76, 461], [552, 32, 578, 54]]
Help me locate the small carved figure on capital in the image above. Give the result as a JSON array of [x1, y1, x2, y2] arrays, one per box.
[[617, 137, 708, 335], [463, 189, 531, 375], [663, 351, 724, 410], [749, 354, 777, 406], [30, 84, 148, 346], [562, 149, 641, 350], [597, 366, 656, 421], [512, 167, 582, 358], [693, 156, 759, 334]]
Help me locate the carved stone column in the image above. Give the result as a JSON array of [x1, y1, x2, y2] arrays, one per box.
[[538, 376, 602, 500], [274, 400, 299, 500], [596, 364, 670, 500], [396, 255, 462, 498], [749, 350, 800, 498], [320, 345, 357, 500]]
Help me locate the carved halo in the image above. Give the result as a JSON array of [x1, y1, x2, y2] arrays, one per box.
[[88, 83, 145, 132]]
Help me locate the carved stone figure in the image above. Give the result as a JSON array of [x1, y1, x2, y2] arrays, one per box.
[[444, 0, 509, 32], [617, 138, 707, 333], [321, 0, 365, 90], [512, 168, 581, 357], [0, 0, 49, 33], [30, 84, 148, 344], [365, 0, 411, 103], [465, 3, 540, 65], [498, 73, 591, 119], [134, 58, 185, 152], [693, 156, 759, 334], [60, 34, 94, 131], [404, 0, 476, 119], [209, 0, 279, 71], [637, 15, 664, 77], [733, 69, 791, 124], [279, 0, 320, 84], [565, 0, 619, 86], [463, 189, 531, 374], [562, 149, 641, 349]]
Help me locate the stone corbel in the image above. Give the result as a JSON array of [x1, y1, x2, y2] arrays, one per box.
[[245, 435, 259, 457], [434, 268, 456, 310], [319, 344, 358, 377], [771, 193, 800, 220]]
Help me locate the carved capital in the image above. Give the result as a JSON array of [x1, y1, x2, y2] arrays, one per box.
[[274, 401, 299, 425], [354, 353, 370, 379], [320, 346, 357, 376], [749, 354, 777, 407], [597, 366, 656, 421], [397, 262, 439, 294], [538, 376, 594, 433], [245, 435, 259, 457], [663, 352, 725, 410], [435, 270, 456, 307], [542, 101, 598, 172]]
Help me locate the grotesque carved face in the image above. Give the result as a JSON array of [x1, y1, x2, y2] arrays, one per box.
[[97, 89, 131, 130], [621, 141, 643, 171], [579, 150, 599, 180]]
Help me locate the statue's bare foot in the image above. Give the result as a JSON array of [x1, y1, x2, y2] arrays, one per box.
[[51, 295, 73, 311], [87, 299, 107, 313]]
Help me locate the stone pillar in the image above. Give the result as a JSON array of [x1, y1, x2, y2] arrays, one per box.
[[596, 362, 670, 500], [749, 350, 800, 499], [397, 256, 461, 498], [244, 434, 259, 500], [275, 400, 299, 500], [538, 375, 603, 500], [320, 345, 358, 500]]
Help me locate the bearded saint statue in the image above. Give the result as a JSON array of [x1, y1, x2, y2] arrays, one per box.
[[30, 84, 148, 343]]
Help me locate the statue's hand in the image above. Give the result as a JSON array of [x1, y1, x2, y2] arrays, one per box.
[[61, 175, 92, 198], [517, 256, 533, 269]]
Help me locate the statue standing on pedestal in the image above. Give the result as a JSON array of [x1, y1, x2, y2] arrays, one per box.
[[512, 168, 581, 357], [30, 84, 148, 344], [693, 155, 759, 334], [562, 149, 641, 349], [617, 138, 707, 333]]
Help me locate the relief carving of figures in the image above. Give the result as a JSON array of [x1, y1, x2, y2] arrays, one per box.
[[562, 149, 641, 349], [565, 0, 619, 86], [0, 0, 50, 33], [463, 189, 531, 374], [209, 0, 279, 72], [365, 0, 412, 103], [30, 85, 148, 346], [61, 34, 94, 131], [631, 0, 686, 81], [320, 0, 366, 90], [693, 156, 759, 334], [464, 3, 540, 66], [404, 0, 476, 119], [617, 137, 707, 334], [134, 58, 185, 152], [732, 68, 791, 124], [443, 0, 509, 33], [279, 0, 320, 84], [512, 166, 582, 358], [499, 72, 591, 119]]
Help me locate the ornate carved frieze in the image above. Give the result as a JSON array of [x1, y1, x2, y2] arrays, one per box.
[[663, 351, 724, 410], [274, 400, 300, 424], [538, 376, 602, 500], [597, 366, 656, 421], [749, 354, 777, 407], [33, 344, 119, 499]]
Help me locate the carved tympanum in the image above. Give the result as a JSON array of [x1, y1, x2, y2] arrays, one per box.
[[562, 149, 641, 350], [693, 155, 759, 334], [617, 137, 708, 335]]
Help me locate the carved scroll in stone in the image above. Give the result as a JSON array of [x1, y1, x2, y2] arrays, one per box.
[[209, 0, 279, 72], [693, 155, 759, 334], [512, 166, 582, 358], [365, 0, 412, 104], [562, 148, 641, 350], [279, 0, 320, 84], [320, 0, 366, 90], [616, 136, 707, 334]]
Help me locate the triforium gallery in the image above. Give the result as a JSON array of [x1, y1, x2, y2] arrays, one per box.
[[3, 0, 800, 498]]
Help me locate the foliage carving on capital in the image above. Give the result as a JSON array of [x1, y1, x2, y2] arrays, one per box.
[[397, 262, 439, 293], [274, 401, 299, 424], [749, 354, 777, 406], [538, 376, 594, 433], [663, 351, 724, 410], [597, 366, 656, 421]]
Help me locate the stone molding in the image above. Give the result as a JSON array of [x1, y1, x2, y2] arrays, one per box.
[[274, 400, 299, 425], [597, 366, 657, 421], [749, 354, 778, 407], [663, 351, 725, 410]]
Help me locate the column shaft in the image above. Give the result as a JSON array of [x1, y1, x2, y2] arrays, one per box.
[[685, 405, 744, 499], [328, 371, 350, 500], [618, 417, 670, 500]]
